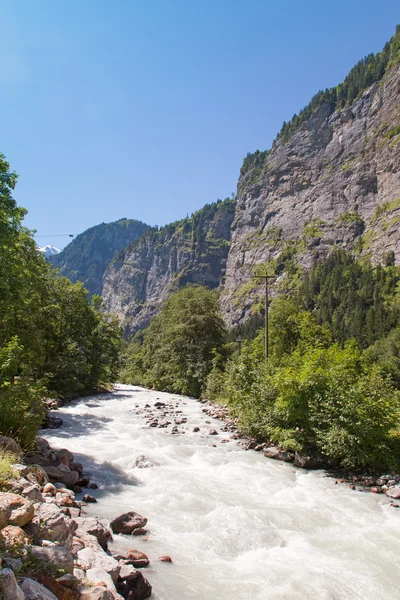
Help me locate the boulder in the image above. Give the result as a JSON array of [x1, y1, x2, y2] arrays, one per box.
[[293, 452, 324, 470], [43, 483, 57, 496], [56, 449, 74, 464], [76, 586, 115, 600], [0, 568, 24, 600], [387, 484, 400, 499], [70, 462, 83, 473], [0, 525, 30, 548], [42, 415, 63, 429], [44, 466, 64, 481], [27, 545, 74, 574], [20, 578, 58, 600], [121, 549, 149, 568], [36, 437, 51, 454], [110, 512, 147, 535], [59, 470, 79, 490], [22, 483, 44, 503], [116, 564, 152, 600], [24, 502, 77, 549], [2, 557, 23, 572], [74, 517, 112, 551], [158, 555, 173, 562], [86, 567, 116, 591], [37, 575, 79, 600], [0, 436, 22, 455], [82, 494, 97, 503], [56, 574, 81, 590], [26, 464, 49, 486], [77, 547, 120, 583], [0, 492, 34, 527], [264, 446, 295, 463]]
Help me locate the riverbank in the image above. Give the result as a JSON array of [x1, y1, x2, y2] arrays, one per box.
[[0, 434, 154, 599]]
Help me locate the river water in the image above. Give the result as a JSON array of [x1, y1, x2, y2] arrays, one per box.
[[42, 384, 400, 600]]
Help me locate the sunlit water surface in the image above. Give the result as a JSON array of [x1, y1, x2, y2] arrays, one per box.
[[42, 385, 400, 600]]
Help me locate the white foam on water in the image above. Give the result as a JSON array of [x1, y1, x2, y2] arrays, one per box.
[[42, 385, 400, 600]]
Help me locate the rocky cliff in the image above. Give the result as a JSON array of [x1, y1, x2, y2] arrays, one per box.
[[102, 199, 235, 335], [221, 48, 400, 326], [50, 218, 150, 297]]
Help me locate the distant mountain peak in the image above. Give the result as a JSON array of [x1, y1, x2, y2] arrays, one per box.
[[39, 245, 61, 257]]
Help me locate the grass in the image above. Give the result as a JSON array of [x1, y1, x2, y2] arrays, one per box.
[[0, 450, 18, 489]]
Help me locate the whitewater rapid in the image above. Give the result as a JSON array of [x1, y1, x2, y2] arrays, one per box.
[[42, 385, 400, 600]]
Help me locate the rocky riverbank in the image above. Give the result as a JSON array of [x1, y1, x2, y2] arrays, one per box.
[[0, 435, 157, 600], [129, 391, 400, 505], [198, 400, 400, 503]]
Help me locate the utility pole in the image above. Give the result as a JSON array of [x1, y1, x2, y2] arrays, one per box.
[[235, 338, 244, 356], [254, 275, 275, 361]]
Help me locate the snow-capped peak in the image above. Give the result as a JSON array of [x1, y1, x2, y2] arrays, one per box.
[[39, 245, 61, 257]]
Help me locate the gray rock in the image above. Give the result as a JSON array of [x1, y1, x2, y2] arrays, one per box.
[[2, 557, 23, 572], [76, 585, 115, 600], [20, 578, 58, 600], [0, 436, 22, 455], [0, 492, 34, 527], [24, 502, 77, 549], [74, 516, 112, 551], [86, 567, 116, 591], [116, 564, 152, 600], [386, 484, 400, 499], [77, 547, 120, 583], [60, 470, 80, 490], [0, 568, 24, 600], [26, 545, 74, 574], [293, 452, 324, 470], [22, 483, 43, 503], [110, 512, 147, 535], [56, 573, 81, 590], [264, 446, 295, 463]]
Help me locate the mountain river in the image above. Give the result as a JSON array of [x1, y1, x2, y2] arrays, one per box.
[[42, 384, 400, 600]]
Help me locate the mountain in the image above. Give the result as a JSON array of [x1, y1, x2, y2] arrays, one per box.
[[50, 218, 150, 297], [38, 245, 60, 257], [102, 199, 235, 334], [220, 25, 400, 326], [56, 27, 400, 335]]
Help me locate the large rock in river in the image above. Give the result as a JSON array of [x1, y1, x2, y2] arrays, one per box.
[[110, 512, 147, 535]]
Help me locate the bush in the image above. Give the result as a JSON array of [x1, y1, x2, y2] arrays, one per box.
[[0, 379, 45, 447], [0, 451, 17, 489]]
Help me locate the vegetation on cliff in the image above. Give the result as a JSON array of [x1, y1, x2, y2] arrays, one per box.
[[0, 153, 122, 445], [241, 25, 400, 176]]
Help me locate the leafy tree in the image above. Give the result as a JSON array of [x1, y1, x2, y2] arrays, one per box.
[[122, 286, 226, 397]]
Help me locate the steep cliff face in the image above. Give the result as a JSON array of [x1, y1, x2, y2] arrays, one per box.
[[102, 199, 235, 334], [221, 60, 400, 326], [50, 218, 150, 297]]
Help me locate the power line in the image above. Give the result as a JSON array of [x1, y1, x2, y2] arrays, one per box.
[[34, 234, 75, 238]]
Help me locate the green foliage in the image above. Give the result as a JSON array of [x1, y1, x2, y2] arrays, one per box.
[[122, 286, 226, 397], [275, 26, 399, 144], [210, 297, 400, 469], [0, 451, 18, 489], [298, 249, 400, 348], [0, 152, 122, 444]]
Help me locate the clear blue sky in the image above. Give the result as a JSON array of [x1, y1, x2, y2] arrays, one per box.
[[2, 0, 399, 249]]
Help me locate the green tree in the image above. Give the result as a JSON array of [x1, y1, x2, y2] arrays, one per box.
[[123, 286, 226, 397]]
